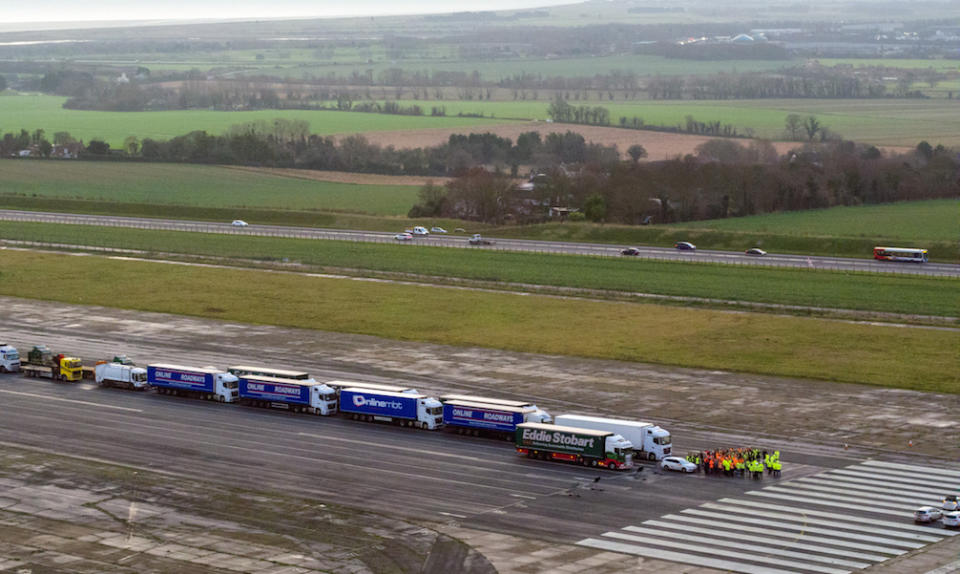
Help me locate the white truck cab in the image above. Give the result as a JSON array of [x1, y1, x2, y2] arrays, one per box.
[[0, 344, 20, 373], [95, 362, 149, 390], [419, 397, 444, 429], [216, 372, 239, 403], [311, 383, 339, 415], [554, 414, 672, 461]]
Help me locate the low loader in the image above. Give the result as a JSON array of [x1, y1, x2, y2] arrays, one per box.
[[21, 345, 83, 382], [515, 422, 635, 470]]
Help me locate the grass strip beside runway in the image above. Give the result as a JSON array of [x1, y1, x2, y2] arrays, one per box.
[[0, 250, 956, 392], [0, 222, 957, 318]]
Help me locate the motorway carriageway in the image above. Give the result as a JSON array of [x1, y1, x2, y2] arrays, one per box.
[[0, 209, 956, 278]]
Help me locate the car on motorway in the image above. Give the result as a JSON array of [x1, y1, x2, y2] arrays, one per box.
[[394, 232, 413, 241], [468, 234, 494, 246], [745, 248, 767, 256], [943, 495, 959, 511], [231, 220, 249, 227], [915, 506, 943, 523], [621, 247, 641, 256], [674, 241, 696, 251], [430, 227, 448, 234], [943, 511, 960, 528], [412, 226, 430, 236], [454, 227, 466, 233], [659, 456, 697, 473]]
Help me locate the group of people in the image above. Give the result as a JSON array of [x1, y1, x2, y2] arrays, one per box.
[[685, 447, 782, 479]]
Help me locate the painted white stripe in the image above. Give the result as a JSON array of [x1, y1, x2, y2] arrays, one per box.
[[778, 482, 937, 507], [603, 531, 852, 574], [845, 465, 960, 487], [761, 486, 918, 511], [830, 469, 960, 492], [701, 502, 941, 543], [923, 558, 960, 574], [643, 519, 888, 562], [659, 513, 905, 555], [846, 468, 960, 491], [680, 508, 924, 548], [718, 497, 957, 536], [860, 460, 960, 479], [0, 389, 143, 412], [618, 526, 871, 569], [798, 476, 951, 499], [578, 538, 800, 574], [746, 491, 907, 517]]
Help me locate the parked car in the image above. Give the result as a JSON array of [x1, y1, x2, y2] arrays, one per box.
[[660, 456, 697, 473], [412, 226, 430, 236], [943, 511, 960, 528], [915, 506, 943, 523], [430, 227, 448, 234], [745, 248, 767, 256], [231, 220, 249, 227], [621, 247, 641, 256], [454, 228, 466, 233], [943, 495, 959, 511], [394, 233, 413, 241], [674, 241, 696, 251]]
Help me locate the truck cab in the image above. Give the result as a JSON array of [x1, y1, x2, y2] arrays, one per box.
[[215, 372, 240, 403], [604, 435, 635, 470], [418, 397, 444, 429], [642, 426, 672, 460], [311, 383, 339, 415], [0, 344, 20, 373], [56, 355, 84, 382]]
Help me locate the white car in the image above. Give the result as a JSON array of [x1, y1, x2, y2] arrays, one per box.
[[915, 506, 943, 523], [660, 456, 697, 473], [745, 248, 767, 257], [430, 227, 448, 234], [394, 233, 413, 241], [231, 220, 248, 227], [412, 226, 430, 236], [943, 511, 960, 528], [943, 495, 959, 511]]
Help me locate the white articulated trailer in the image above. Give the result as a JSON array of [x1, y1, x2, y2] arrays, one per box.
[[554, 414, 671, 461]]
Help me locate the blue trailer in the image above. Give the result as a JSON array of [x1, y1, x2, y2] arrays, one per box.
[[147, 363, 238, 403], [340, 388, 443, 430], [442, 400, 534, 439], [237, 375, 337, 415]]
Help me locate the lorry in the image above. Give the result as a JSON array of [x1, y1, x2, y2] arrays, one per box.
[[147, 364, 238, 402], [0, 344, 20, 373], [440, 394, 552, 423], [95, 362, 149, 390], [237, 375, 338, 415], [325, 380, 418, 395], [228, 365, 312, 381], [468, 234, 494, 246], [21, 345, 84, 382], [553, 414, 671, 461], [340, 388, 443, 430], [442, 400, 548, 439], [515, 422, 634, 470]]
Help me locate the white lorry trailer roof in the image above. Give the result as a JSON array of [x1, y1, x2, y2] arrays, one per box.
[[517, 422, 613, 437], [341, 388, 425, 399], [239, 374, 327, 388], [149, 363, 224, 375], [440, 394, 535, 407], [554, 414, 654, 429], [229, 365, 310, 380], [444, 400, 536, 414], [327, 380, 413, 393]]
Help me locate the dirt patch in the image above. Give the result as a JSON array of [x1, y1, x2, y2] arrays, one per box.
[[337, 122, 912, 160], [222, 165, 450, 187]]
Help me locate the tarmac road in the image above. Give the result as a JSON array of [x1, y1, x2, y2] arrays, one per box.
[[1, 209, 956, 277]]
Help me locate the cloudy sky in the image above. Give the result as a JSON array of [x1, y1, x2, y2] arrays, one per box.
[[4, 0, 569, 23]]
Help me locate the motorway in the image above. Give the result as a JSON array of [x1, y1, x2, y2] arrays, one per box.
[[2, 305, 959, 573], [1, 209, 957, 277]]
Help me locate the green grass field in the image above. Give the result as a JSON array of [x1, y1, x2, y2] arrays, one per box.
[[0, 249, 955, 391], [673, 199, 959, 243], [2, 222, 956, 318], [0, 94, 512, 148], [0, 161, 418, 216]]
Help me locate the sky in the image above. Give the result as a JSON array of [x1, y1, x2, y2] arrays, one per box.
[[2, 0, 570, 24]]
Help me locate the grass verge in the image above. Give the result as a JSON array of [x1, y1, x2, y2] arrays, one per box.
[[0, 250, 955, 391], [2, 222, 957, 318]]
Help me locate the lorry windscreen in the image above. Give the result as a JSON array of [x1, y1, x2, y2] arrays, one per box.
[[426, 406, 442, 415], [653, 435, 671, 446], [134, 372, 147, 382], [223, 380, 238, 389]]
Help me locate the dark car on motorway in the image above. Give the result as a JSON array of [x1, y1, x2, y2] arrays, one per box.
[[621, 247, 641, 256], [674, 241, 696, 251]]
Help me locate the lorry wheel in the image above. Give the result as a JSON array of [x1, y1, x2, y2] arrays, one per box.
[[218, 396, 225, 403]]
